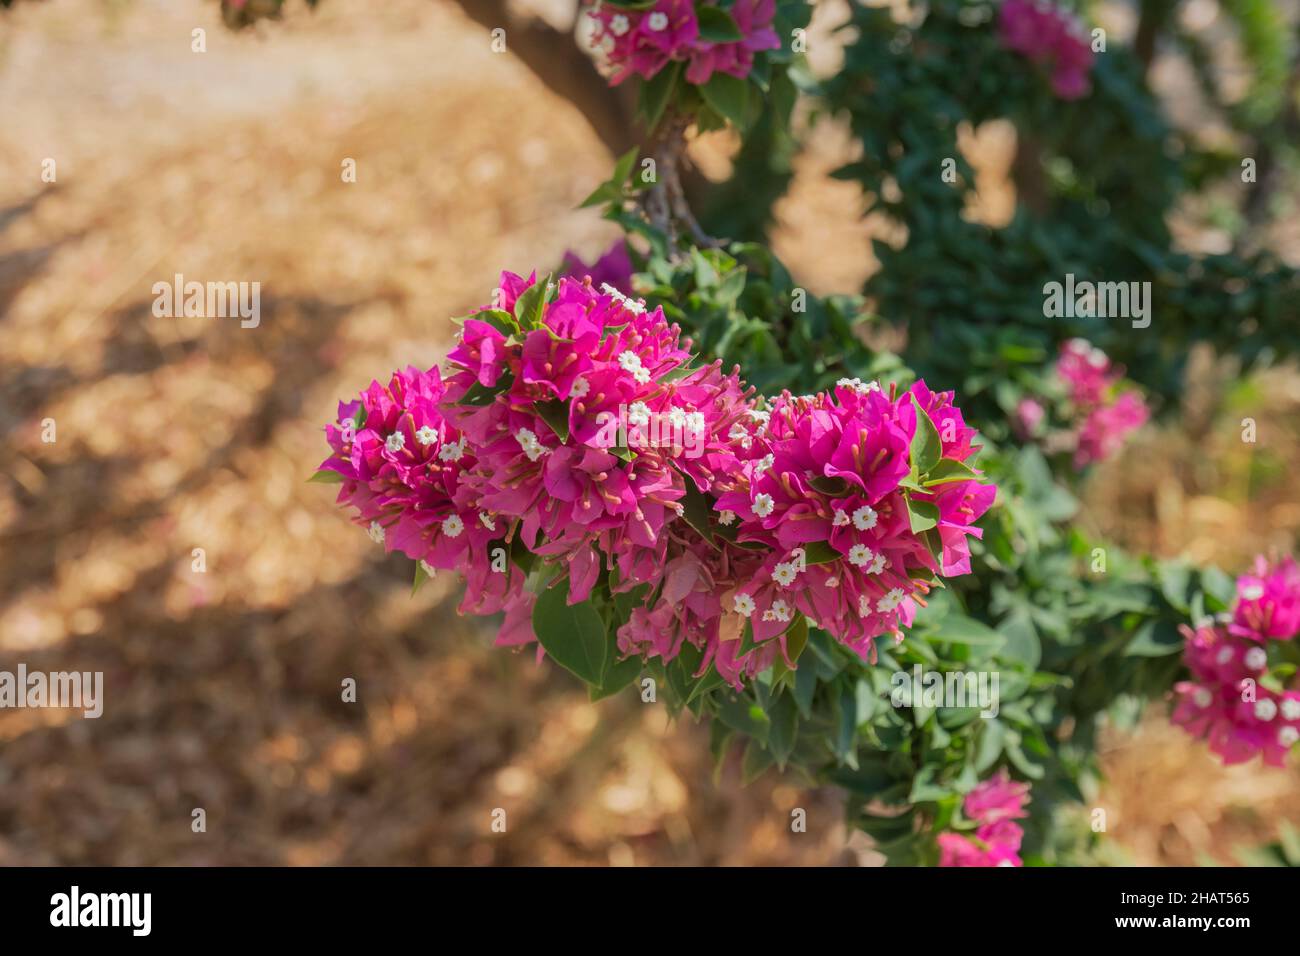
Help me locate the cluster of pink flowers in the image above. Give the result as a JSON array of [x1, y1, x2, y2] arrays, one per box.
[[998, 0, 1096, 100], [1172, 557, 1300, 766], [937, 770, 1031, 867], [1015, 339, 1149, 466], [320, 269, 996, 690], [586, 0, 780, 86]]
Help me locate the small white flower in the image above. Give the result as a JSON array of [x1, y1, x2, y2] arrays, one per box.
[[479, 512, 496, 531], [868, 553, 888, 575], [825, 577, 839, 588], [769, 599, 792, 622], [417, 426, 438, 446], [514, 428, 546, 462], [718, 510, 736, 526], [1216, 647, 1235, 665], [633, 367, 652, 385], [1240, 584, 1265, 601], [667, 407, 687, 428], [439, 438, 466, 461], [753, 454, 775, 476], [386, 432, 406, 453], [367, 522, 386, 544], [647, 11, 668, 31], [1279, 726, 1300, 748], [1244, 647, 1268, 670], [609, 13, 630, 36], [857, 595, 871, 617], [733, 593, 756, 617], [836, 376, 880, 394], [419, 559, 436, 577], [832, 509, 850, 527], [848, 544, 874, 567], [1281, 698, 1300, 721], [1254, 698, 1278, 722], [852, 505, 878, 531], [748, 409, 770, 424], [618, 350, 644, 373], [684, 411, 706, 434], [628, 402, 651, 427], [728, 422, 749, 442], [569, 376, 590, 399], [1193, 688, 1213, 709], [752, 493, 775, 518], [876, 587, 907, 613], [442, 514, 465, 538], [772, 562, 798, 587]]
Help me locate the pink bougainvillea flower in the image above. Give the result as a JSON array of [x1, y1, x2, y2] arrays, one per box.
[[323, 267, 995, 688], [1074, 391, 1148, 467], [1172, 560, 1300, 767], [588, 0, 778, 88], [938, 770, 1031, 866], [999, 0, 1095, 100], [1231, 556, 1300, 641]]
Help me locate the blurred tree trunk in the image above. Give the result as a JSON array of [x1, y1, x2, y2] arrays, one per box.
[[447, 0, 639, 156]]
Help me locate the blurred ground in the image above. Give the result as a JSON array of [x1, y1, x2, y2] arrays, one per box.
[[0, 0, 1296, 866]]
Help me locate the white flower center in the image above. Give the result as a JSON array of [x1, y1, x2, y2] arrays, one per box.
[[752, 493, 775, 518], [442, 514, 465, 538]]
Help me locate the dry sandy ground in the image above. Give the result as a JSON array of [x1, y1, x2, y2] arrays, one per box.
[[0, 0, 1296, 865]]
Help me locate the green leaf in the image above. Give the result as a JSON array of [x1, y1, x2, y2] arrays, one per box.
[[589, 654, 642, 702], [678, 479, 717, 547], [802, 540, 840, 565], [766, 694, 799, 769], [908, 393, 942, 476], [638, 62, 681, 132], [307, 470, 344, 484], [412, 560, 430, 596], [532, 580, 608, 686], [699, 73, 749, 128], [906, 497, 940, 533], [513, 276, 551, 329], [923, 458, 978, 486], [930, 614, 1006, 649], [458, 370, 515, 407], [536, 399, 570, 443], [474, 309, 519, 337], [696, 5, 743, 42]]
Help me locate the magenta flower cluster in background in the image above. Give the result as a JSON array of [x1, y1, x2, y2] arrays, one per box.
[[937, 770, 1031, 867], [1172, 557, 1300, 766], [586, 0, 780, 86], [319, 270, 995, 690], [1016, 339, 1149, 467], [561, 240, 634, 295], [998, 0, 1096, 100]]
